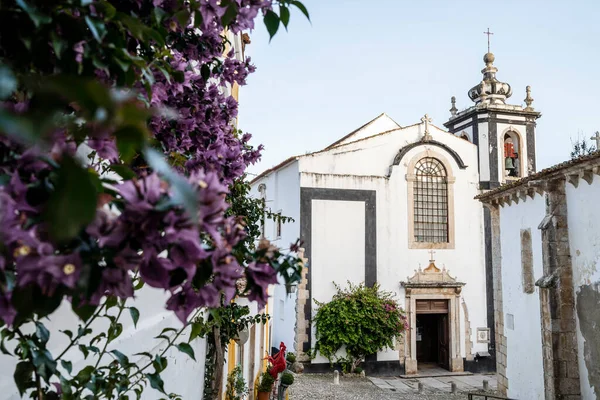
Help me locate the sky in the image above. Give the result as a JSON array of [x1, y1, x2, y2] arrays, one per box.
[[238, 0, 600, 177]]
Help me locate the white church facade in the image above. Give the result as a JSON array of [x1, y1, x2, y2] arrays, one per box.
[[251, 52, 540, 375]]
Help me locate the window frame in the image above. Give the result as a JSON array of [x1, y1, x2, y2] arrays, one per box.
[[406, 150, 456, 249]]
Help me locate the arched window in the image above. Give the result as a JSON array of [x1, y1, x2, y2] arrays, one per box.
[[413, 158, 449, 243]]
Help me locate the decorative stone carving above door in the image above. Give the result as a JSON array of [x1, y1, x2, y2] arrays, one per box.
[[400, 258, 466, 375]]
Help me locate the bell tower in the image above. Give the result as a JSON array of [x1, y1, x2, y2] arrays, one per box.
[[444, 52, 542, 189]]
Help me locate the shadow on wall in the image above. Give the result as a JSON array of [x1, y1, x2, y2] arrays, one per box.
[[576, 282, 600, 398]]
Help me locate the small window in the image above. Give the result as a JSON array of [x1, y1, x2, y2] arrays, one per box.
[[413, 158, 449, 243]]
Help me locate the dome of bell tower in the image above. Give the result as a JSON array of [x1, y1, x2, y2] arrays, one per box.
[[468, 52, 512, 105]]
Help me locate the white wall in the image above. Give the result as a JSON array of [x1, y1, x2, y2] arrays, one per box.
[[249, 161, 301, 354], [566, 177, 600, 399], [498, 194, 546, 400], [0, 288, 207, 400], [310, 199, 366, 363]]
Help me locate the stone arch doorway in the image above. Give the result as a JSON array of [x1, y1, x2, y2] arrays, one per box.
[[400, 259, 465, 374]]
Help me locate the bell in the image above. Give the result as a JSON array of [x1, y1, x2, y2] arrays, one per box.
[[505, 157, 515, 170]]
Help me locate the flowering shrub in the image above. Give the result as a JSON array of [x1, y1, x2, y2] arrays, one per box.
[[312, 282, 408, 373], [0, 0, 308, 398]]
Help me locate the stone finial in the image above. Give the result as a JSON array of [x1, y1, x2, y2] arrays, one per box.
[[450, 96, 458, 117], [524, 85, 534, 110]]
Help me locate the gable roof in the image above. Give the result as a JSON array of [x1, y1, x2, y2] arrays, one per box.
[[324, 113, 401, 149], [249, 113, 455, 185]]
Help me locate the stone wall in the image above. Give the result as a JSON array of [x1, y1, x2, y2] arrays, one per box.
[[540, 180, 581, 399], [294, 253, 310, 362], [488, 205, 509, 395]]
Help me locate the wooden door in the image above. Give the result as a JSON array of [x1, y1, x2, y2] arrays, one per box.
[[437, 314, 450, 370]]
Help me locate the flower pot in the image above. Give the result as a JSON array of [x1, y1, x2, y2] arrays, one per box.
[[257, 391, 270, 400]]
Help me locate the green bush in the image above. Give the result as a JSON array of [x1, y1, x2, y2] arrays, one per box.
[[354, 367, 363, 374], [225, 365, 248, 400], [281, 372, 295, 385], [313, 282, 407, 372], [286, 352, 296, 363], [257, 371, 275, 393]]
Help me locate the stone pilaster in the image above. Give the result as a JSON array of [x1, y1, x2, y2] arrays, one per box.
[[539, 180, 581, 399], [488, 204, 509, 395], [294, 249, 310, 362]]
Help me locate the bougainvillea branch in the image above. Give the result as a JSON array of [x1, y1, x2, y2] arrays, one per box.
[[0, 0, 309, 397]]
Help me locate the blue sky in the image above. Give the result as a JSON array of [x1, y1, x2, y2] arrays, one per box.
[[239, 0, 600, 176]]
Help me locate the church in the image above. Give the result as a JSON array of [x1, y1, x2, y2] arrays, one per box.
[[250, 51, 541, 376]]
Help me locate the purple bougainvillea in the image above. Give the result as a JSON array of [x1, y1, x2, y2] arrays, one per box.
[[0, 0, 302, 325]]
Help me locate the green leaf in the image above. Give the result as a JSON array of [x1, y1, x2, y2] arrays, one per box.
[[117, 13, 166, 47], [189, 321, 203, 342], [15, 0, 51, 27], [152, 355, 167, 373], [129, 307, 140, 328], [108, 164, 136, 180], [0, 66, 17, 100], [78, 344, 89, 359], [96, 1, 116, 20], [31, 348, 57, 382], [41, 76, 113, 121], [263, 10, 280, 40], [75, 365, 95, 383], [105, 296, 118, 310], [35, 322, 50, 345], [176, 343, 195, 361], [0, 109, 40, 145], [111, 350, 129, 366], [220, 3, 238, 27], [85, 16, 107, 43], [279, 5, 290, 29], [143, 147, 198, 224], [13, 362, 34, 396], [116, 125, 147, 162], [172, 70, 185, 83], [44, 156, 98, 241], [61, 360, 73, 374], [146, 372, 166, 394], [291, 0, 310, 21], [107, 323, 123, 343], [200, 64, 211, 81]]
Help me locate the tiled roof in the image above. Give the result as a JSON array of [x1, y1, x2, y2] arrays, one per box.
[[476, 151, 600, 201]]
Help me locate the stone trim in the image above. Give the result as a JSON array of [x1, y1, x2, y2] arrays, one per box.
[[294, 262, 310, 362], [402, 289, 464, 374], [390, 139, 468, 173], [487, 204, 508, 395], [405, 150, 456, 250], [462, 299, 474, 361], [538, 180, 581, 399], [299, 187, 377, 356]]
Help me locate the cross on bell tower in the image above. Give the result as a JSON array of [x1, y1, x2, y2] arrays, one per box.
[[483, 28, 494, 53]]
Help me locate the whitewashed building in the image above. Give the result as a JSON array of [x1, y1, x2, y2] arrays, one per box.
[[251, 52, 542, 375], [478, 152, 600, 400]]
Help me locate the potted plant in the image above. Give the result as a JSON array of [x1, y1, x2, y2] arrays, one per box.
[[226, 365, 248, 400], [257, 371, 275, 400], [280, 371, 294, 390], [286, 352, 296, 369]]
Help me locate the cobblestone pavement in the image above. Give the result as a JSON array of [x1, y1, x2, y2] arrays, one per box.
[[288, 373, 499, 400], [369, 374, 497, 393]]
